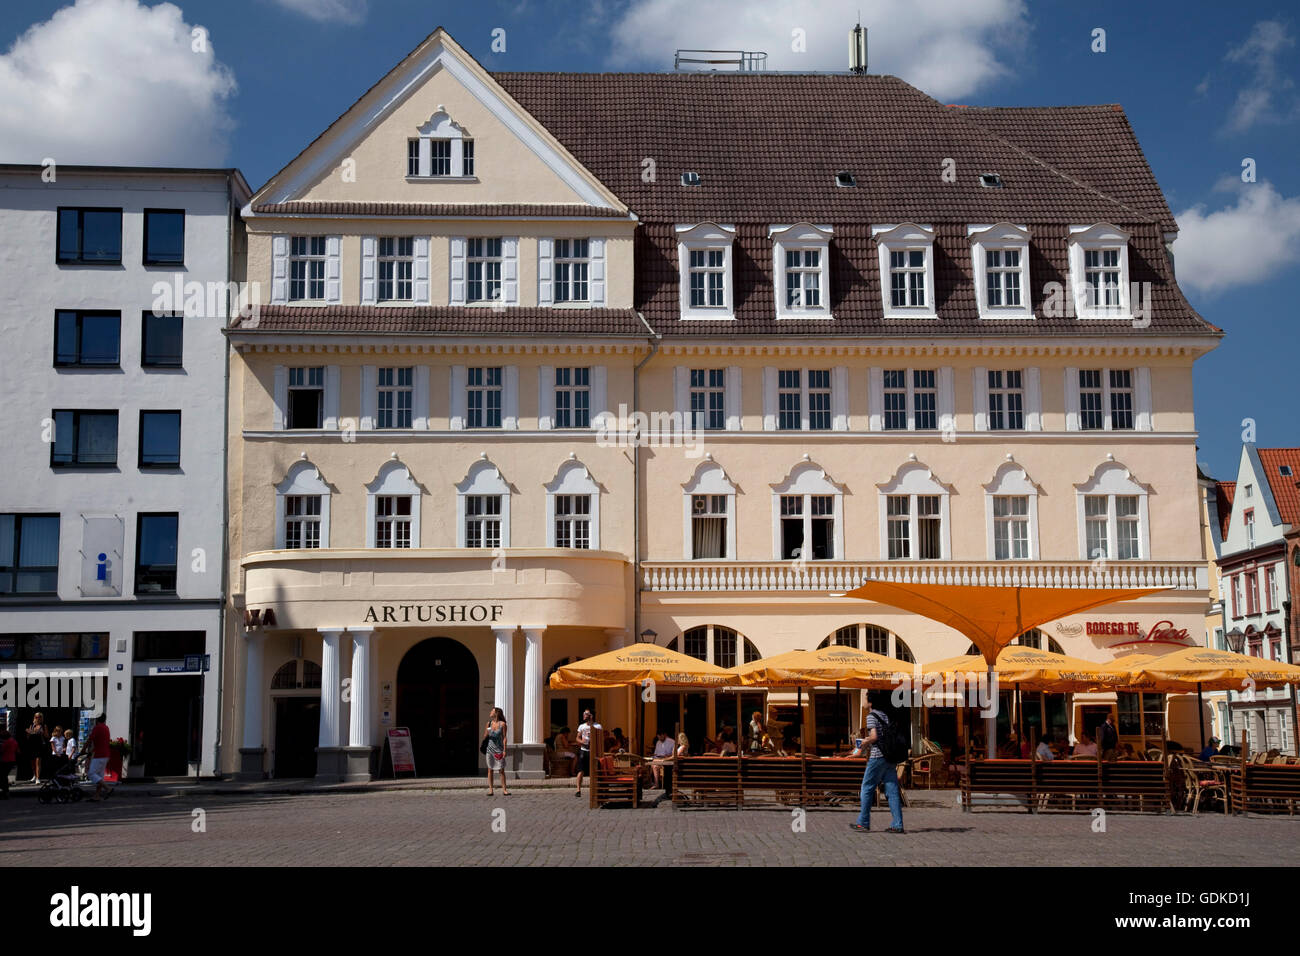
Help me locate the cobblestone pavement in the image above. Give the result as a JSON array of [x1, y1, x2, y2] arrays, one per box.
[[2, 788, 1297, 866]]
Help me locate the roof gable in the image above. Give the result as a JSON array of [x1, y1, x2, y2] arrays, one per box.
[[1257, 448, 1300, 528]]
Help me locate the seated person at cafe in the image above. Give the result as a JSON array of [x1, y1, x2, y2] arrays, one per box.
[[675, 732, 690, 758], [716, 730, 737, 756], [998, 732, 1022, 758], [1199, 737, 1221, 762], [1072, 732, 1098, 758], [605, 732, 624, 755], [650, 731, 675, 788], [1035, 734, 1055, 761]]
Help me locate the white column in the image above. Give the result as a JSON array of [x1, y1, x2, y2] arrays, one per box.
[[493, 626, 516, 719], [241, 631, 265, 751], [348, 628, 376, 747], [318, 628, 345, 749], [522, 627, 546, 746]]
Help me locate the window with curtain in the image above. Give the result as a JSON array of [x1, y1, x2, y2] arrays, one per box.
[[691, 494, 727, 559]]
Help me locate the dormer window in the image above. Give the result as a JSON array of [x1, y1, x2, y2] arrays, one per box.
[[681, 171, 701, 187], [676, 223, 735, 320], [769, 223, 832, 320], [1068, 223, 1131, 319], [873, 223, 936, 318], [969, 223, 1033, 320], [408, 106, 475, 180]]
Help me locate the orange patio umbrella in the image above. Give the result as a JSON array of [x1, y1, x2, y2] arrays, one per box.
[[734, 645, 913, 689], [843, 580, 1166, 757], [548, 642, 738, 689], [919, 645, 1125, 693]]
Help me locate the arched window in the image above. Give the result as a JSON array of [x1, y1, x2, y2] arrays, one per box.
[[983, 460, 1041, 560], [877, 459, 952, 560], [270, 661, 298, 690], [365, 458, 422, 548], [667, 625, 759, 666], [408, 106, 474, 179], [819, 624, 914, 663], [1075, 459, 1151, 560], [967, 629, 1063, 656], [548, 656, 579, 679], [544, 457, 601, 549], [682, 458, 737, 560], [770, 459, 845, 560], [274, 459, 332, 549], [271, 659, 322, 690], [455, 457, 511, 548]]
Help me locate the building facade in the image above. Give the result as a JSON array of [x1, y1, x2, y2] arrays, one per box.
[[224, 30, 1216, 781], [0, 165, 250, 777], [1216, 445, 1299, 752]]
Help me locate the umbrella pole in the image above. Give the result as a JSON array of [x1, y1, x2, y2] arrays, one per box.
[[1197, 682, 1206, 753], [986, 665, 996, 759], [736, 690, 742, 753]]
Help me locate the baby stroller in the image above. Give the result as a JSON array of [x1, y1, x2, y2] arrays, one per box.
[[37, 754, 86, 804]]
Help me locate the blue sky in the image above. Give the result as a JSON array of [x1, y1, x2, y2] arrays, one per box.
[[1, 0, 1295, 479]]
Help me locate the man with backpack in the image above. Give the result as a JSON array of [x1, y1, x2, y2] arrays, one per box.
[[850, 697, 905, 834]]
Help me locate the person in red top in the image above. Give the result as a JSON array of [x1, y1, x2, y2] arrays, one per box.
[[86, 715, 112, 801], [0, 729, 18, 798]]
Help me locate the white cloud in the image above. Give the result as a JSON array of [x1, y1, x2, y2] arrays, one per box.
[[1174, 180, 1300, 295], [605, 0, 1029, 100], [1221, 20, 1297, 133], [0, 0, 237, 166], [270, 0, 368, 24]]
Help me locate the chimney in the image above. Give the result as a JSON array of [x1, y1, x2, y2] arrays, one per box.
[[849, 22, 868, 74]]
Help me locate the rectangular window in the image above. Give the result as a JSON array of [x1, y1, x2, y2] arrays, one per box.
[[889, 249, 926, 307], [0, 514, 60, 594], [912, 369, 937, 430], [430, 139, 452, 177], [554, 239, 590, 303], [780, 495, 803, 559], [553, 366, 590, 429], [377, 237, 414, 302], [463, 140, 475, 176], [688, 248, 726, 308], [407, 139, 420, 177], [886, 496, 910, 559], [808, 369, 831, 430], [135, 513, 178, 594], [1116, 495, 1140, 559], [464, 495, 501, 549], [916, 495, 942, 559], [289, 236, 327, 301], [1079, 369, 1104, 431], [138, 411, 181, 468], [284, 495, 321, 549], [466, 238, 503, 302], [375, 496, 412, 549], [376, 367, 413, 429], [1245, 571, 1259, 615], [51, 410, 117, 467], [142, 312, 183, 367], [987, 369, 1024, 430], [287, 367, 324, 429], [54, 310, 120, 367], [993, 496, 1029, 560], [143, 209, 185, 265], [985, 248, 1021, 307], [691, 494, 727, 559], [1245, 510, 1256, 549], [57, 207, 121, 264], [1084, 248, 1122, 308], [1084, 495, 1109, 559], [883, 369, 907, 430], [785, 248, 821, 308], [810, 494, 834, 559], [554, 494, 591, 549], [777, 370, 802, 431], [1266, 566, 1279, 611], [689, 368, 725, 430], [466, 367, 503, 428], [1232, 575, 1242, 619], [1109, 369, 1134, 430]]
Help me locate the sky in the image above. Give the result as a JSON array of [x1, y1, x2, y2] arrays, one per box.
[[0, 0, 1295, 480]]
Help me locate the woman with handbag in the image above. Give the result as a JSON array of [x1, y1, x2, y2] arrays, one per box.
[[483, 707, 509, 797]]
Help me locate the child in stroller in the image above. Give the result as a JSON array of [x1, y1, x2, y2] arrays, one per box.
[[37, 753, 87, 804]]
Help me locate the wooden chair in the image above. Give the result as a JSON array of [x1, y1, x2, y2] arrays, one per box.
[[1177, 755, 1227, 814], [906, 751, 943, 789]]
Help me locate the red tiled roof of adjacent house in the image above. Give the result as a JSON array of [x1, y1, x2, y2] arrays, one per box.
[[251, 201, 630, 219], [1215, 481, 1236, 541], [1257, 449, 1300, 528], [230, 305, 646, 336]]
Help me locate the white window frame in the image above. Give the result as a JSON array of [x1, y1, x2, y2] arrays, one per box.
[[466, 237, 504, 303], [274, 460, 332, 549], [364, 460, 422, 549], [873, 223, 936, 319], [877, 461, 952, 560], [375, 366, 414, 430], [871, 367, 954, 432], [544, 458, 601, 550], [1074, 460, 1151, 560], [769, 223, 833, 320], [538, 237, 606, 307], [770, 461, 845, 561], [273, 365, 340, 431], [676, 223, 736, 320], [1067, 367, 1148, 431], [1068, 223, 1132, 320], [375, 236, 414, 303], [1266, 564, 1279, 611], [763, 366, 847, 432], [682, 459, 737, 560], [409, 107, 476, 180], [538, 364, 607, 431], [455, 458, 511, 548], [983, 461, 1041, 560], [969, 223, 1033, 321]]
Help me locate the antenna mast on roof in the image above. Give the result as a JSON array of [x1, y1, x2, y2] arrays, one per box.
[[849, 21, 868, 74]]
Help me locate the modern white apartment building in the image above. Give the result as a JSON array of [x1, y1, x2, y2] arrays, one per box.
[[0, 165, 250, 778]]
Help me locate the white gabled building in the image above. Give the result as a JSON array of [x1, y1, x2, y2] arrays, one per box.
[[0, 165, 250, 778]]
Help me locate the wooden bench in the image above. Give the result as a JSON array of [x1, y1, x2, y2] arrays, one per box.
[[962, 759, 1035, 810], [589, 730, 641, 808], [1231, 763, 1300, 814], [672, 756, 741, 808], [963, 758, 1168, 813], [805, 758, 867, 807], [1098, 760, 1168, 812], [737, 756, 804, 807]]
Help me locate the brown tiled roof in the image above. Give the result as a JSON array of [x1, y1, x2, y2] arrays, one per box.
[[493, 72, 1214, 338], [1216, 481, 1236, 541], [230, 305, 646, 336], [1257, 449, 1300, 528], [952, 105, 1178, 235], [251, 201, 630, 219]]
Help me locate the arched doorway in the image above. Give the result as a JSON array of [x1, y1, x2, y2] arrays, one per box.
[[397, 637, 479, 776]]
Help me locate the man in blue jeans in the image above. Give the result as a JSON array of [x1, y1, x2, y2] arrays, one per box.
[[851, 698, 904, 833]]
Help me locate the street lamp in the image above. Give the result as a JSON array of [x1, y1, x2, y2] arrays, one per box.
[[1226, 628, 1245, 654]]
